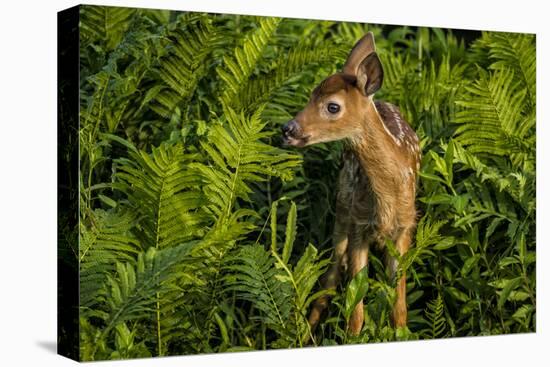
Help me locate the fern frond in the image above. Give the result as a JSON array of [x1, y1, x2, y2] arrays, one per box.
[[394, 216, 446, 279], [380, 52, 466, 137], [415, 216, 447, 249], [80, 5, 137, 50], [224, 245, 292, 339], [80, 209, 141, 308], [218, 17, 281, 107], [483, 32, 536, 108], [113, 140, 208, 249], [150, 14, 219, 120], [233, 41, 345, 112], [424, 293, 447, 338], [455, 68, 534, 163], [88, 242, 199, 356], [193, 106, 301, 227], [452, 141, 535, 216], [269, 200, 331, 346]]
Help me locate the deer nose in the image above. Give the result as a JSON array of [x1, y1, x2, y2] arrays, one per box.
[[282, 120, 298, 136]]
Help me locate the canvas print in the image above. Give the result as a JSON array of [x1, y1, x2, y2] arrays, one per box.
[[57, 4, 536, 361]]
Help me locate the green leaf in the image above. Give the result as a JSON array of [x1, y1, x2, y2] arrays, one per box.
[[396, 326, 413, 341], [419, 171, 448, 186], [444, 139, 454, 184], [446, 287, 469, 303], [424, 293, 447, 338], [282, 201, 297, 264], [433, 237, 456, 250], [214, 312, 230, 346], [512, 304, 534, 320], [420, 193, 453, 205], [461, 254, 480, 277], [385, 238, 400, 259], [98, 194, 117, 208], [270, 200, 279, 254], [498, 277, 523, 309], [344, 267, 370, 322]]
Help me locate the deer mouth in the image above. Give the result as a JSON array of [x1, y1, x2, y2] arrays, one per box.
[[282, 134, 310, 147]]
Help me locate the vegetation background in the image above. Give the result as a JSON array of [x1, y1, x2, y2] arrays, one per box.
[[59, 5, 536, 361]]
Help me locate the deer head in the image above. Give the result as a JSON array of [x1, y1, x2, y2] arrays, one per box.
[[282, 32, 384, 147]]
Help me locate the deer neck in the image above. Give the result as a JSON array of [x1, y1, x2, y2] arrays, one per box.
[[348, 99, 402, 194]]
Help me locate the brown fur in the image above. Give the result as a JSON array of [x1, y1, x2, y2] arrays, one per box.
[[283, 33, 420, 337]]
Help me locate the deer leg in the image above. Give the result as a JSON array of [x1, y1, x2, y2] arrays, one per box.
[[308, 228, 348, 331], [386, 228, 412, 328], [308, 160, 353, 334], [347, 234, 369, 336]]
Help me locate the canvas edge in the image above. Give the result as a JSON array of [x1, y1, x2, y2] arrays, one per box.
[[57, 4, 81, 362]]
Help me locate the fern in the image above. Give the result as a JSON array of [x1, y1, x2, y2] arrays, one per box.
[[217, 17, 281, 107], [269, 200, 331, 346], [112, 140, 208, 249], [80, 5, 138, 50], [233, 41, 345, 113], [150, 14, 219, 120], [452, 141, 535, 216], [455, 68, 534, 162], [381, 53, 466, 139], [480, 32, 536, 108], [85, 242, 199, 359], [107, 140, 212, 355], [385, 216, 447, 286], [224, 244, 293, 340], [424, 293, 447, 338], [193, 105, 301, 231], [79, 209, 141, 308]]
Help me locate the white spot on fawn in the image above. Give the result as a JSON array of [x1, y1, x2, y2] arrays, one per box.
[[374, 103, 402, 146]]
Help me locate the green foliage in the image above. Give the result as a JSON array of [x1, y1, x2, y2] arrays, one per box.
[[343, 267, 370, 323], [112, 141, 207, 249], [424, 293, 447, 339], [80, 6, 138, 50], [194, 106, 301, 228], [225, 244, 293, 341], [218, 17, 281, 107], [455, 68, 535, 163], [150, 14, 220, 121], [75, 5, 536, 360], [79, 209, 141, 308]]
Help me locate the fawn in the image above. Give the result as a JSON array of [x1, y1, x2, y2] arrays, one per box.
[[282, 32, 421, 335]]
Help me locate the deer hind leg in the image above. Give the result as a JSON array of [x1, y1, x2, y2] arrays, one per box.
[[386, 228, 412, 328], [347, 231, 369, 336], [308, 221, 349, 331]]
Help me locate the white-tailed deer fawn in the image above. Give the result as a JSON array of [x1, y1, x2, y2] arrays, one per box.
[[282, 32, 420, 335]]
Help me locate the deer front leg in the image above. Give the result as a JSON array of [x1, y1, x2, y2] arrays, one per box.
[[347, 236, 369, 335], [387, 228, 412, 328], [308, 159, 353, 334], [308, 228, 348, 331]]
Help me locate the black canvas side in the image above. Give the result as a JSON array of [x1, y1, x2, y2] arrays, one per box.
[[57, 4, 80, 361]]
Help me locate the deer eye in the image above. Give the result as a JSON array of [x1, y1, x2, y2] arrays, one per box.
[[327, 102, 340, 113], [327, 102, 341, 114]]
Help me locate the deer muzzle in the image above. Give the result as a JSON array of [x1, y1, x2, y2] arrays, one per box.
[[281, 119, 309, 147]]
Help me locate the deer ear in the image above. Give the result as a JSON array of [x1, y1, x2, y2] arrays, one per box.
[[343, 32, 376, 76], [356, 52, 384, 96]]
